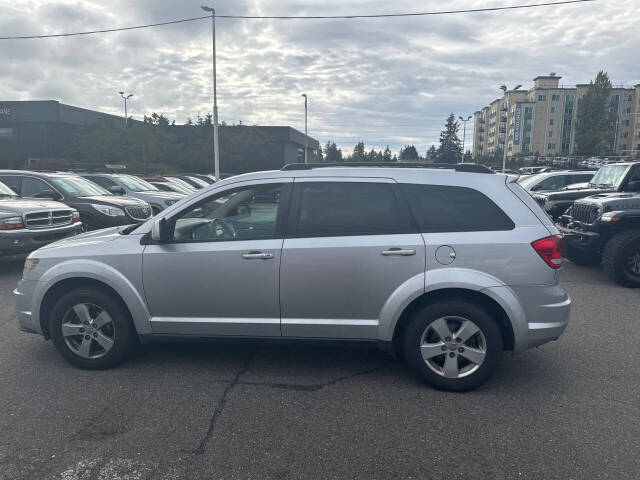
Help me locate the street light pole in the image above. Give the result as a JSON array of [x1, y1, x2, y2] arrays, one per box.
[[459, 115, 471, 163], [302, 94, 308, 164], [202, 6, 220, 181], [119, 91, 133, 126]]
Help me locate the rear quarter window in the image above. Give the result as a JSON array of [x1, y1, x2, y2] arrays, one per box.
[[401, 184, 515, 232]]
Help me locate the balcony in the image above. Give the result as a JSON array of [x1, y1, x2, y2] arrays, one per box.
[[500, 116, 507, 123]]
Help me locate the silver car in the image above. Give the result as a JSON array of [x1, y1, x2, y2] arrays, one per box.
[[14, 165, 570, 391], [80, 174, 184, 214]]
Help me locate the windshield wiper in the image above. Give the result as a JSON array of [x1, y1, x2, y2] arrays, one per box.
[[596, 183, 613, 188]]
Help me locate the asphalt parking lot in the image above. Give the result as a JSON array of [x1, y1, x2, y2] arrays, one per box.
[[0, 255, 638, 480]]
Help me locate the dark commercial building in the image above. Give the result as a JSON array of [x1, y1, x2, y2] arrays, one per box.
[[0, 100, 319, 172]]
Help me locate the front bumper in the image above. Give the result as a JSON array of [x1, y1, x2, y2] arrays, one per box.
[[0, 223, 82, 255], [14, 279, 41, 335], [556, 223, 602, 252]]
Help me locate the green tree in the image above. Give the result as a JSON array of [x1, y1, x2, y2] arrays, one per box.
[[436, 113, 462, 163], [575, 71, 615, 156], [351, 141, 366, 161], [399, 145, 419, 161], [383, 146, 392, 162], [425, 145, 438, 162], [323, 141, 343, 162]]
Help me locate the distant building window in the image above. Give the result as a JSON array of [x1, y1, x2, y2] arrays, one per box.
[[550, 106, 556, 113], [624, 132, 629, 138], [549, 131, 553, 137], [626, 120, 631, 126], [626, 108, 632, 114], [548, 143, 556, 150], [552, 94, 560, 101], [622, 144, 627, 150], [0, 127, 14, 139], [626, 95, 633, 101], [550, 119, 555, 125], [538, 95, 546, 101]]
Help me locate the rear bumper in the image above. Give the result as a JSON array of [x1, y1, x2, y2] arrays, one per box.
[[484, 283, 571, 351], [0, 224, 82, 255]]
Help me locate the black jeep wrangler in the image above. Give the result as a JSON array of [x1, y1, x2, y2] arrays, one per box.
[[556, 162, 640, 287]]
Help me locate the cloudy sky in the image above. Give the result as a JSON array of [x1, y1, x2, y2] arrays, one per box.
[[1, 0, 638, 155]]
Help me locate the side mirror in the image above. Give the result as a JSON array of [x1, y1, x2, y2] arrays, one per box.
[[627, 180, 640, 191], [109, 185, 126, 195], [151, 217, 170, 242], [35, 189, 61, 200]]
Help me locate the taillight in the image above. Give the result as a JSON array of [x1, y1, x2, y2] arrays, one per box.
[[531, 235, 563, 269]]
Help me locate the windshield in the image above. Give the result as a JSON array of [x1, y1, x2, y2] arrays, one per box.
[[184, 176, 209, 188], [115, 175, 159, 192], [517, 174, 543, 188], [0, 181, 17, 196], [51, 176, 111, 197], [589, 165, 630, 189]]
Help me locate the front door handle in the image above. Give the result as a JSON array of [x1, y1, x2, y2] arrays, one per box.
[[381, 248, 416, 256], [242, 251, 274, 260]]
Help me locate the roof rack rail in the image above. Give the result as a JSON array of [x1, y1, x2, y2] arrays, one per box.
[[281, 162, 494, 174]]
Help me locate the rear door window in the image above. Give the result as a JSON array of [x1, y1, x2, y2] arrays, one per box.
[[292, 182, 415, 237], [21, 177, 53, 197], [401, 184, 514, 233]]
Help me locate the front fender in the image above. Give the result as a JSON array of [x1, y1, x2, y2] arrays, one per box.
[[31, 259, 152, 335]]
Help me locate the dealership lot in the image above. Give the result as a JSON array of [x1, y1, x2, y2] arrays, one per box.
[[0, 255, 638, 480]]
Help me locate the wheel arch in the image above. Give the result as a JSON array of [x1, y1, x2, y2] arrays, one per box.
[[390, 288, 515, 356]]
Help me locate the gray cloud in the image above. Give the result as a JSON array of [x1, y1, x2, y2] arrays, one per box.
[[0, 0, 638, 155]]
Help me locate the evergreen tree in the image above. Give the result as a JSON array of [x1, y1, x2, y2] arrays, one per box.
[[575, 71, 615, 156], [351, 141, 366, 161], [383, 146, 392, 162], [323, 141, 343, 162], [399, 145, 419, 161], [436, 113, 462, 163], [425, 145, 438, 162]]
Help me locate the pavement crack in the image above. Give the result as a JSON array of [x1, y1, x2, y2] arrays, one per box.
[[237, 358, 392, 392], [193, 352, 254, 455]]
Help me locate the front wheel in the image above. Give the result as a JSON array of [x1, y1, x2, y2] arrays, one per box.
[[402, 300, 503, 391], [602, 230, 640, 288], [49, 288, 137, 369]]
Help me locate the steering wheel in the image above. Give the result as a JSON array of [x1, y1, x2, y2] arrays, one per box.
[[212, 218, 236, 239]]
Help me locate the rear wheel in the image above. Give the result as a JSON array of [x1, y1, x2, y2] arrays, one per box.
[[49, 288, 136, 369], [564, 241, 600, 266], [602, 230, 640, 288], [402, 300, 503, 391]]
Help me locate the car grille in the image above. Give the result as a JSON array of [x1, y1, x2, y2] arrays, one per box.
[[125, 206, 152, 221], [571, 203, 600, 224], [23, 210, 74, 230]]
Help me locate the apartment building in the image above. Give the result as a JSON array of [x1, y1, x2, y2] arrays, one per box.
[[472, 75, 640, 159]]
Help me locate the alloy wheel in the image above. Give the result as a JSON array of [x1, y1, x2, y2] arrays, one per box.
[[61, 303, 116, 359], [626, 248, 640, 276], [419, 316, 487, 379]]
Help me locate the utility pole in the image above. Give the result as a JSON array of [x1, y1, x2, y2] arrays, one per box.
[[201, 6, 220, 181], [459, 115, 471, 163], [119, 92, 133, 126], [302, 94, 308, 164]]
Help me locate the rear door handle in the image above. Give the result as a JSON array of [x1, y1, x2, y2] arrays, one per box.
[[381, 248, 416, 256], [242, 251, 274, 260]]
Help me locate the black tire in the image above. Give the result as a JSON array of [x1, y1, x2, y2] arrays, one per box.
[[49, 288, 137, 369], [564, 241, 601, 266], [79, 217, 98, 232], [602, 230, 640, 288], [402, 300, 503, 392]]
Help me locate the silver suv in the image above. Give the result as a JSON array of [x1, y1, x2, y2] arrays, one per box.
[[14, 164, 570, 391]]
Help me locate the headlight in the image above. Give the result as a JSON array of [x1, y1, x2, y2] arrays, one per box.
[[91, 204, 125, 217], [600, 211, 622, 222], [22, 258, 39, 279], [72, 210, 81, 223], [0, 215, 24, 230]]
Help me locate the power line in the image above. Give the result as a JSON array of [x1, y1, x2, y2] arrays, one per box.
[[0, 1, 595, 40]]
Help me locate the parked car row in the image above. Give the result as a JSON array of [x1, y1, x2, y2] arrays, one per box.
[[525, 161, 640, 287], [0, 169, 218, 256]]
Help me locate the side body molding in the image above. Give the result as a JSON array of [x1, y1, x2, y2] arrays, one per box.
[[31, 259, 153, 335]]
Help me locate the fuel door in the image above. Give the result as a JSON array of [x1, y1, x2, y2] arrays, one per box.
[[435, 245, 456, 265]]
